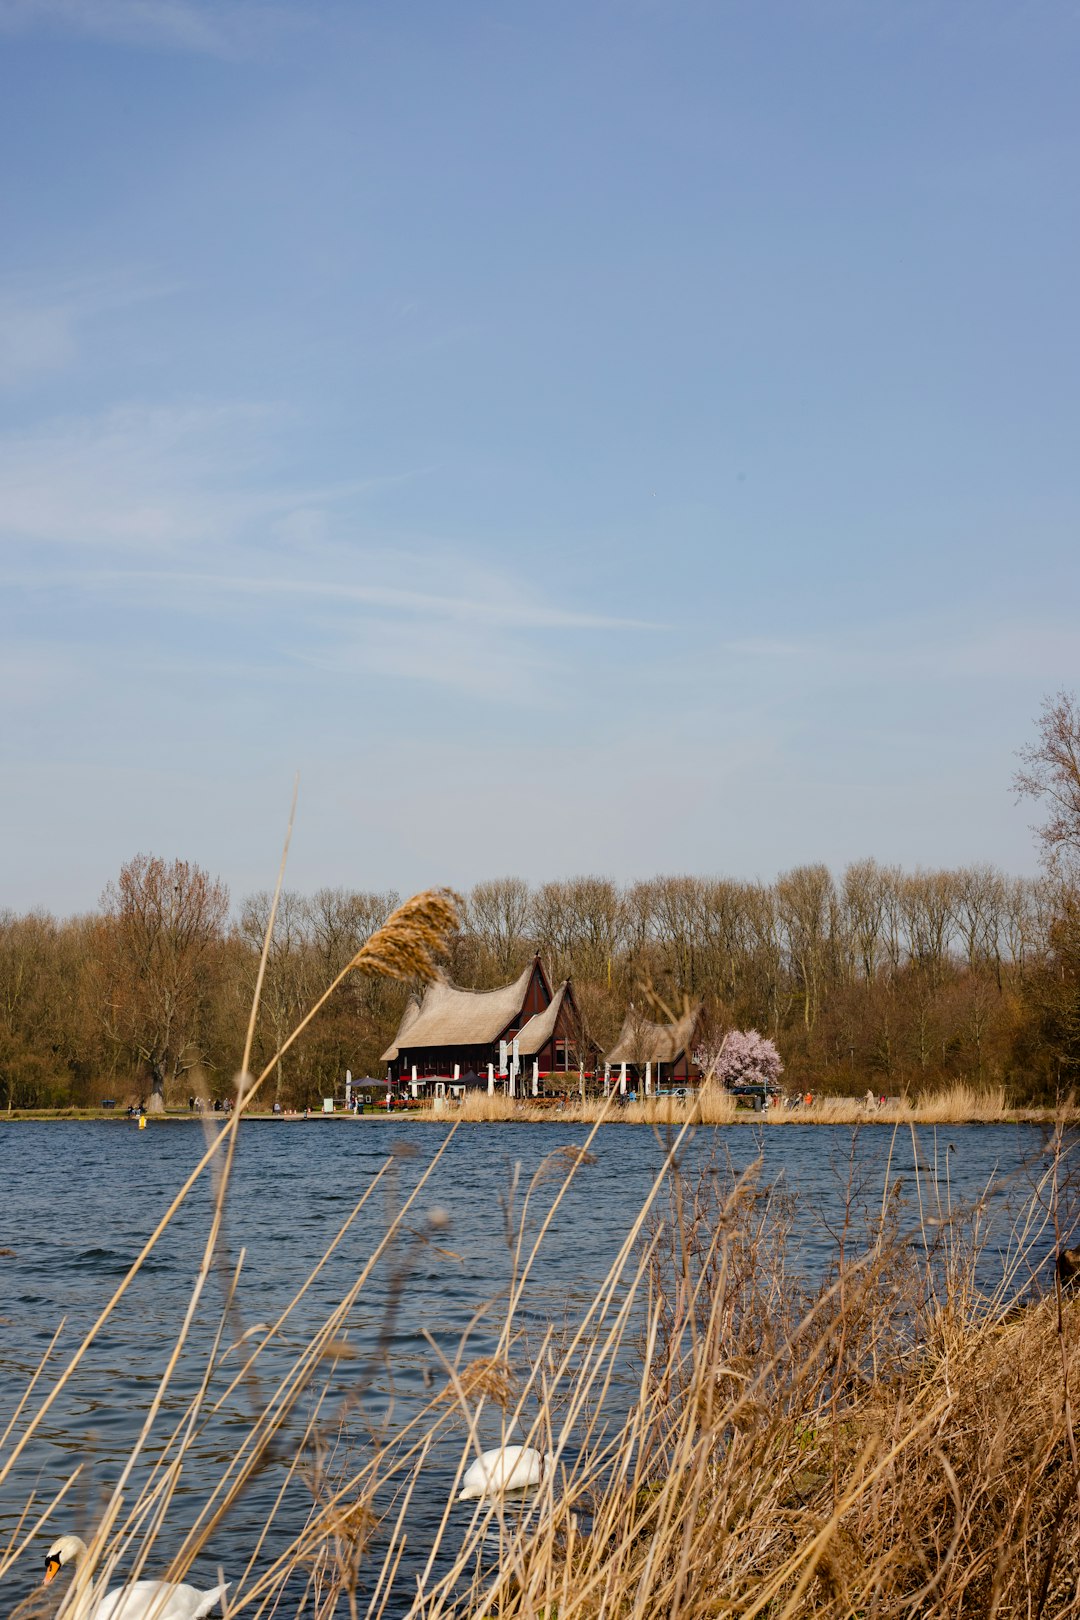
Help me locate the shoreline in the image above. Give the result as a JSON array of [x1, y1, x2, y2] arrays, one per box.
[[1, 1104, 1072, 1126]]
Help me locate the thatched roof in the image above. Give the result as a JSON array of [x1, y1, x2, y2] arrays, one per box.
[[381, 997, 421, 1062], [515, 981, 570, 1056], [605, 1004, 701, 1067], [381, 961, 535, 1062]]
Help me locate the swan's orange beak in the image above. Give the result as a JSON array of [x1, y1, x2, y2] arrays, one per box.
[[43, 1557, 61, 1586]]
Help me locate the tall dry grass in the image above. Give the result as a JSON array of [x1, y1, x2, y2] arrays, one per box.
[[5, 867, 1080, 1619], [412, 1079, 1057, 1126], [603, 1082, 738, 1125], [910, 1080, 1010, 1122], [454, 1089, 519, 1121], [774, 1081, 1015, 1125], [413, 1090, 739, 1125]]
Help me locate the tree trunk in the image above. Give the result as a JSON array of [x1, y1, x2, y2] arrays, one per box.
[[147, 1061, 166, 1113]]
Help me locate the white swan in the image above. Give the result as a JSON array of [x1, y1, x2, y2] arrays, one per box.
[[458, 1444, 553, 1501], [43, 1536, 228, 1620]]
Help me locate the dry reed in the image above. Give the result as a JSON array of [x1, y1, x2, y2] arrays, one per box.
[[453, 1090, 519, 1121], [348, 888, 461, 983], [775, 1081, 1015, 1125], [409, 1079, 1060, 1127]]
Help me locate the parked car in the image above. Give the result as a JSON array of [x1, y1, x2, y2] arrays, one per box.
[[100, 1098, 117, 1109], [727, 1082, 782, 1107]]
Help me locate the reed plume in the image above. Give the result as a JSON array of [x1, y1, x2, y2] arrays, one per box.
[[436, 1356, 516, 1408], [348, 887, 461, 982]]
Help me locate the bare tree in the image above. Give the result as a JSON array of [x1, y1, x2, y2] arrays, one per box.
[[841, 860, 887, 985], [563, 876, 625, 985], [239, 890, 309, 1107], [0, 911, 77, 1110], [951, 865, 1006, 983], [466, 878, 530, 980], [98, 855, 229, 1111], [1001, 876, 1041, 982], [1016, 695, 1080, 1086], [899, 870, 956, 988], [622, 881, 659, 974], [777, 865, 835, 1032], [742, 883, 784, 1037], [1015, 690, 1080, 878], [697, 880, 751, 1006], [305, 888, 398, 977], [530, 881, 576, 980]]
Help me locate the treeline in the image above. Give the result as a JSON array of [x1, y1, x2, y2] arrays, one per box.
[[456, 865, 1079, 1101], [2, 856, 1078, 1110]]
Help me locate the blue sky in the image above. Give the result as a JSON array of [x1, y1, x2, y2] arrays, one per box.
[[2, 0, 1078, 913]]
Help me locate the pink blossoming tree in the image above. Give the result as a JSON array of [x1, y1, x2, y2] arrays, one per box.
[[695, 1028, 784, 1089]]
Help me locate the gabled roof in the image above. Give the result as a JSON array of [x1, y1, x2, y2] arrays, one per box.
[[515, 980, 571, 1056], [605, 1004, 702, 1067], [381, 961, 535, 1062]]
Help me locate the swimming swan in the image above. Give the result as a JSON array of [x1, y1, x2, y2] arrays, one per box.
[[458, 1444, 553, 1501], [43, 1536, 228, 1620]]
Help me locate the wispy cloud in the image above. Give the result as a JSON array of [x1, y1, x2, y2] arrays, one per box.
[[0, 273, 175, 387], [87, 567, 659, 632], [0, 0, 301, 56], [0, 293, 75, 385], [0, 397, 659, 714], [0, 398, 660, 627], [0, 401, 281, 546], [291, 621, 556, 705], [721, 616, 1080, 686]]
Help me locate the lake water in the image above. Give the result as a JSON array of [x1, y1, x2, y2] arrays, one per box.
[[0, 1118, 1068, 1615]]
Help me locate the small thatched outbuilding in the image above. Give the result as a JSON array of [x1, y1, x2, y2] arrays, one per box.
[[603, 1004, 703, 1087]]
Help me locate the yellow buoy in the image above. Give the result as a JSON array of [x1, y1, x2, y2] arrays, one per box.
[[138, 1114, 147, 1130]]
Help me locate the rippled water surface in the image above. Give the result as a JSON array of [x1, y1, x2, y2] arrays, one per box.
[[0, 1118, 1062, 1613]]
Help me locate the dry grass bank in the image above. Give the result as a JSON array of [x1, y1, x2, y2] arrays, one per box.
[[413, 1080, 1069, 1126], [454, 1089, 520, 1121], [799, 1081, 1014, 1125], [425, 1085, 739, 1125]]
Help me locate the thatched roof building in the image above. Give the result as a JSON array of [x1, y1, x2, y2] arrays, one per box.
[[604, 1004, 702, 1084], [382, 955, 583, 1083]]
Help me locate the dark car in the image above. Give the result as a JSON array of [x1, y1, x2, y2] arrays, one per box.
[[727, 1082, 782, 1108], [100, 1098, 118, 1109]]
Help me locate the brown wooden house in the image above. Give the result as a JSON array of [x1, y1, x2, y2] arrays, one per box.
[[382, 955, 586, 1088], [604, 1004, 703, 1088]]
